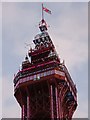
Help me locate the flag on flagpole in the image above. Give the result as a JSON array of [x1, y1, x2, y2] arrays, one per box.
[[43, 6, 51, 14]]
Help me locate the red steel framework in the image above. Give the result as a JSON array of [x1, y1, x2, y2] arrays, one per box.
[[13, 17, 77, 120]]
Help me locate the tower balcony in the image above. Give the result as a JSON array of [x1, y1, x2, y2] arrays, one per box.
[[14, 69, 65, 91]]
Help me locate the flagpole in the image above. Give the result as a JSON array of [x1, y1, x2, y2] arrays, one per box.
[[42, 3, 44, 20]]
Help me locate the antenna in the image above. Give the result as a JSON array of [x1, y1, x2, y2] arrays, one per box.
[[25, 42, 32, 50]]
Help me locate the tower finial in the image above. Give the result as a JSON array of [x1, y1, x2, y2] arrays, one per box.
[[42, 3, 44, 20], [39, 4, 51, 32]]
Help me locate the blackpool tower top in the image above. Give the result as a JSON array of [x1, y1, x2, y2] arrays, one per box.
[[13, 4, 77, 120]]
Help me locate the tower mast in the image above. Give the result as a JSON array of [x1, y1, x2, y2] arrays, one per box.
[[42, 3, 44, 20]]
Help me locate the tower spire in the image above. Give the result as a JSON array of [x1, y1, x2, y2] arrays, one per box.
[[42, 3, 44, 20], [39, 4, 51, 32]]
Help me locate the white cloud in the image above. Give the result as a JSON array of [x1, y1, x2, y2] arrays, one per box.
[[73, 98, 88, 118], [0, 79, 2, 119], [2, 75, 21, 118], [0, 2, 2, 119], [49, 2, 88, 69]]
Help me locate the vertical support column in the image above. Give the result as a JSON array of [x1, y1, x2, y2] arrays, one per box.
[[55, 86, 59, 119], [22, 104, 25, 120], [50, 85, 54, 119], [60, 95, 63, 120], [68, 102, 74, 119], [26, 87, 31, 119], [27, 96, 30, 119], [58, 89, 62, 120], [58, 96, 61, 119]]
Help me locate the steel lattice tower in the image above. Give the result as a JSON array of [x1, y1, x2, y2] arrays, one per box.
[[13, 9, 77, 120]]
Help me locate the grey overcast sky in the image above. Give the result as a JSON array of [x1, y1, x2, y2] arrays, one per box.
[[1, 2, 88, 118]]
